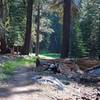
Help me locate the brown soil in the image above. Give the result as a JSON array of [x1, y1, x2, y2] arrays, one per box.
[[0, 56, 99, 100]]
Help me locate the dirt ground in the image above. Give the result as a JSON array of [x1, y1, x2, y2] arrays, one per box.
[[0, 66, 99, 100], [0, 56, 100, 100]]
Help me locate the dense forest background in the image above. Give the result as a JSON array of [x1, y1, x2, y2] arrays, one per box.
[[0, 0, 99, 58]]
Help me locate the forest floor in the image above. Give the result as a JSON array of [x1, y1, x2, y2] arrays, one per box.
[[0, 55, 100, 100]]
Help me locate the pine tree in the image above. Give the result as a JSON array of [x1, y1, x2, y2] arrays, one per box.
[[61, 0, 71, 58], [21, 0, 33, 55]]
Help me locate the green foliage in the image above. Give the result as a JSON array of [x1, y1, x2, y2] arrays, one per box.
[[2, 61, 17, 74], [1, 0, 99, 58], [0, 73, 9, 81], [2, 57, 35, 74], [80, 0, 100, 57], [40, 51, 60, 58], [4, 0, 26, 46], [69, 0, 100, 58], [70, 19, 87, 57], [41, 53, 60, 58], [48, 13, 62, 53], [40, 12, 62, 52]]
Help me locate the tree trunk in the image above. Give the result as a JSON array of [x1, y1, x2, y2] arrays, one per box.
[[0, 0, 6, 54], [60, 0, 71, 58], [0, 0, 3, 18], [0, 37, 6, 54], [21, 0, 33, 55], [35, 4, 40, 56]]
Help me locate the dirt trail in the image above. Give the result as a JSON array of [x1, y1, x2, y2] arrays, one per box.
[[0, 67, 70, 100], [0, 60, 99, 100]]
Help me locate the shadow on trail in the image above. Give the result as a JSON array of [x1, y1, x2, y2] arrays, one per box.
[[0, 64, 99, 99], [0, 87, 42, 98], [0, 67, 42, 98]]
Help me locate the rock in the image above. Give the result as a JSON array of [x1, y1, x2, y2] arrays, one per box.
[[80, 66, 100, 83], [32, 75, 65, 90], [85, 65, 100, 77]]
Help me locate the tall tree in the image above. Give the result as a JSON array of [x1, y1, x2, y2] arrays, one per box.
[[21, 0, 33, 55], [0, 0, 3, 18], [0, 0, 7, 54], [34, 0, 48, 56], [61, 0, 71, 58], [35, 3, 40, 56]]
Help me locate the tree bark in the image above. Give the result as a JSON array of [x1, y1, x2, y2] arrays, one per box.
[[35, 4, 40, 56], [0, 37, 6, 54], [60, 0, 71, 58], [0, 0, 6, 54], [21, 0, 33, 55], [0, 0, 3, 18]]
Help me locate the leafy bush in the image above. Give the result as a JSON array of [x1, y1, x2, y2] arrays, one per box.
[[2, 57, 35, 74]]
